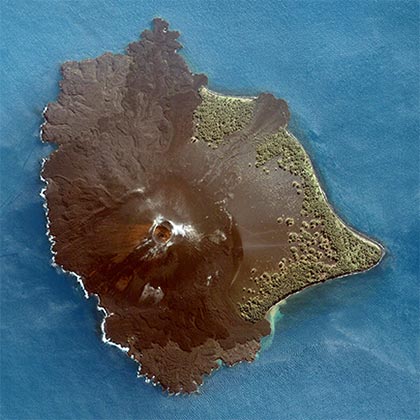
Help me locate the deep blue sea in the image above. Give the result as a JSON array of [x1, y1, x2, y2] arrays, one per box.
[[1, 1, 419, 419]]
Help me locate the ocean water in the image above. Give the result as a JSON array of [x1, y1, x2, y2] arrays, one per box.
[[1, 1, 418, 419]]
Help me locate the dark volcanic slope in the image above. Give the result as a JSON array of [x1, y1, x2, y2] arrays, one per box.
[[41, 19, 383, 394]]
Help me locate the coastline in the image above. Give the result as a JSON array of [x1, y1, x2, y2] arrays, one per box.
[[39, 86, 384, 392], [200, 86, 256, 103]]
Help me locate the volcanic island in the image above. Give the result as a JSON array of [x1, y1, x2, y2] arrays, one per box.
[[41, 19, 383, 394]]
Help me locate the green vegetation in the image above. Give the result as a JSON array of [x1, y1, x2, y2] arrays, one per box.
[[193, 90, 383, 323], [193, 88, 255, 146]]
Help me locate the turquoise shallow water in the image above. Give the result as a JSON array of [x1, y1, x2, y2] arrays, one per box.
[[1, 1, 419, 419]]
